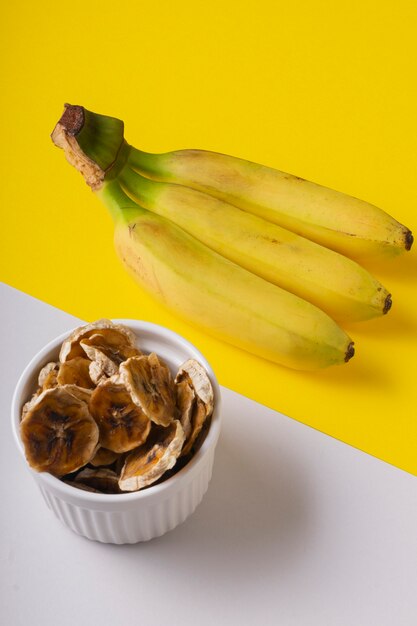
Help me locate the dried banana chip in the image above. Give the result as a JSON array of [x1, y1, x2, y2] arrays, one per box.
[[180, 399, 208, 457], [38, 362, 59, 390], [74, 467, 120, 494], [90, 447, 119, 467], [119, 420, 185, 492], [20, 387, 99, 477], [21, 389, 42, 421], [175, 359, 214, 417], [175, 360, 214, 456], [89, 360, 106, 386], [81, 332, 141, 381], [59, 319, 137, 362], [57, 357, 94, 388], [61, 384, 93, 404], [175, 380, 195, 440], [119, 354, 176, 427], [89, 379, 151, 453]]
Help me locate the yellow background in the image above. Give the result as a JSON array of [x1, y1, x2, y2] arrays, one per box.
[[1, 1, 416, 473]]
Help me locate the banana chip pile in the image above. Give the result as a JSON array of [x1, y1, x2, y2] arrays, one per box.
[[20, 320, 214, 493]]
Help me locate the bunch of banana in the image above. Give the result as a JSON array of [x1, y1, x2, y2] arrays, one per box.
[[51, 105, 412, 370]]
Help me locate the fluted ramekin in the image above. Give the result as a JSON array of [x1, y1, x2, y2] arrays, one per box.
[[11, 319, 222, 544]]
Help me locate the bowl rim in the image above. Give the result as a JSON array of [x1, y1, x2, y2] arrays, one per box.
[[11, 318, 222, 504]]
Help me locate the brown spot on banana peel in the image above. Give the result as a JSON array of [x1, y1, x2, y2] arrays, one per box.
[[383, 294, 392, 315], [345, 342, 355, 363], [405, 230, 414, 251], [128, 223, 137, 237]]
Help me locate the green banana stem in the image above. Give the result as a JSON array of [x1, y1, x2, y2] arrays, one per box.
[[51, 105, 168, 188], [97, 179, 146, 225], [118, 166, 163, 210], [51, 104, 149, 223], [76, 107, 124, 171], [51, 104, 129, 189], [127, 147, 168, 180], [53, 104, 124, 170]]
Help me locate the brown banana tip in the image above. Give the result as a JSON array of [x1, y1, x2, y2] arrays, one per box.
[[383, 294, 392, 315], [405, 230, 414, 251], [344, 342, 355, 363], [57, 103, 85, 136]]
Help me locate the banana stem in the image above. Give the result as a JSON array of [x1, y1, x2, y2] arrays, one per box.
[[98, 179, 145, 224], [118, 166, 160, 209], [128, 147, 166, 179], [51, 104, 128, 189]]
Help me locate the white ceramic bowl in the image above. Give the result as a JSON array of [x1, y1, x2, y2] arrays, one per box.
[[11, 319, 222, 544]]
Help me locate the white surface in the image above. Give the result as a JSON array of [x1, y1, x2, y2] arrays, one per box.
[[1, 282, 417, 626]]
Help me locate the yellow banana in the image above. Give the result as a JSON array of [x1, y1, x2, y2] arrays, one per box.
[[100, 181, 354, 370], [119, 166, 391, 323], [128, 148, 413, 262], [51, 104, 355, 369]]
